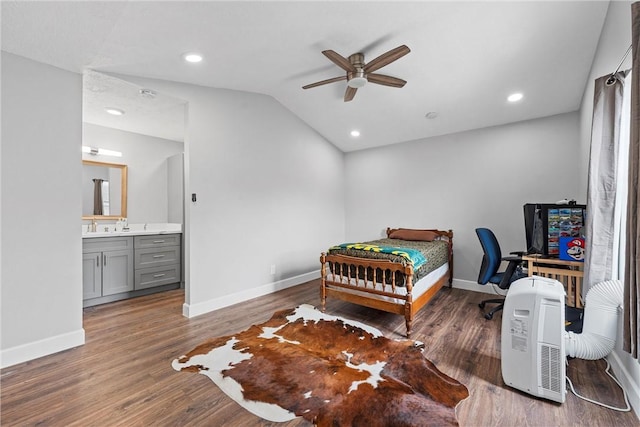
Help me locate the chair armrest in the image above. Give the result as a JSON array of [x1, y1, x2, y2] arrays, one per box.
[[497, 258, 523, 289], [510, 251, 527, 256]]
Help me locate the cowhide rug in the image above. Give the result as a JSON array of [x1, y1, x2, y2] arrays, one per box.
[[172, 304, 468, 426]]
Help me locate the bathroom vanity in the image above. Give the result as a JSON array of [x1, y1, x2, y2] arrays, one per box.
[[82, 225, 182, 307]]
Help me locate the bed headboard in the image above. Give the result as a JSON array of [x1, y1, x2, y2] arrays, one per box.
[[386, 227, 453, 242]]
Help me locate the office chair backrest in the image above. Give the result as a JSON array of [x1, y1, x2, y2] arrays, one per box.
[[476, 228, 502, 285]]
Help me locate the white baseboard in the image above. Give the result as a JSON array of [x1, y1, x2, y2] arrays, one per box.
[[183, 270, 321, 318], [608, 350, 640, 419], [452, 278, 507, 296], [1, 328, 85, 369]]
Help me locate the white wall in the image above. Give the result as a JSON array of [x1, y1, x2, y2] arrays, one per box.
[[111, 75, 346, 316], [1, 52, 84, 367], [345, 112, 582, 284], [579, 1, 633, 200], [82, 123, 184, 224], [577, 0, 640, 415]]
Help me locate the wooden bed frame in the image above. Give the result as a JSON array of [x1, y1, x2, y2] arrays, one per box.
[[320, 228, 453, 338]]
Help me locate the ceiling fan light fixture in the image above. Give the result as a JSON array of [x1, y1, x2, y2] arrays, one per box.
[[347, 76, 367, 88]]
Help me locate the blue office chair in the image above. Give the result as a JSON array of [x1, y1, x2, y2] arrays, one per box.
[[476, 228, 526, 320]]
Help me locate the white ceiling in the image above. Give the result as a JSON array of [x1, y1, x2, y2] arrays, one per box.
[[82, 70, 187, 143], [1, 1, 610, 152]]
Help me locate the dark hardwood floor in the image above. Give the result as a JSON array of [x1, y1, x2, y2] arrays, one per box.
[[1, 280, 636, 426]]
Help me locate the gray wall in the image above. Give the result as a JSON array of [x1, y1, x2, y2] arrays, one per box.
[[167, 153, 184, 224], [82, 123, 184, 224], [344, 112, 582, 284], [1, 52, 84, 366]]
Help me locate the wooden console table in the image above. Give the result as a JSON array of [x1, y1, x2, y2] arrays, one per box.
[[522, 255, 584, 308]]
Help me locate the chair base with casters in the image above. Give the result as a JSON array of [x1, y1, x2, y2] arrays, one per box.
[[479, 298, 507, 320], [475, 227, 526, 320], [477, 257, 526, 320]]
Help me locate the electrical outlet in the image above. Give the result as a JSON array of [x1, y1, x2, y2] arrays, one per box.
[[270, 264, 276, 275]]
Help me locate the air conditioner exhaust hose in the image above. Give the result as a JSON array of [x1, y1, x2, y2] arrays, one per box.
[[564, 280, 623, 360]]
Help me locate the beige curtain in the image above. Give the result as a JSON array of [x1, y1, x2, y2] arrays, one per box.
[[623, 1, 639, 361], [93, 178, 104, 216], [584, 72, 625, 294]]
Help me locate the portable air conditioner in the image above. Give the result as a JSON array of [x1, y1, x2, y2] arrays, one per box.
[[501, 276, 566, 403]]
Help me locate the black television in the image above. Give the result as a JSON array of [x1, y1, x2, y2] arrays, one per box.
[[524, 203, 586, 257]]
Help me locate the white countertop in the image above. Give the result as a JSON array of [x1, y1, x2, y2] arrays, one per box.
[[82, 223, 182, 238]]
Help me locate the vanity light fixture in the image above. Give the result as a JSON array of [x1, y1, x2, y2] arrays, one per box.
[[82, 146, 123, 158], [507, 92, 524, 103], [350, 130, 361, 137], [183, 52, 203, 63], [104, 107, 125, 116]]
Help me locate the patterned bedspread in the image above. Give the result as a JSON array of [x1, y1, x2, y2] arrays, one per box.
[[327, 238, 449, 286]]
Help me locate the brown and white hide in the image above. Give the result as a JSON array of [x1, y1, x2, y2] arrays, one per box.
[[172, 304, 468, 426]]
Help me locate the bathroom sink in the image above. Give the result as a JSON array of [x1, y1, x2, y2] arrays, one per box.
[[82, 223, 182, 238]]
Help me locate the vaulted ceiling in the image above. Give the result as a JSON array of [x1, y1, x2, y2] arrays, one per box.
[[1, 1, 611, 152]]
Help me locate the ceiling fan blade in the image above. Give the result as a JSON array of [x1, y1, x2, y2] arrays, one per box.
[[344, 86, 357, 102], [366, 73, 407, 88], [322, 50, 357, 72], [302, 76, 347, 89], [363, 45, 410, 73]]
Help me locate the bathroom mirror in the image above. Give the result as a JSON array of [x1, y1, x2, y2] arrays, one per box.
[[82, 160, 127, 219]]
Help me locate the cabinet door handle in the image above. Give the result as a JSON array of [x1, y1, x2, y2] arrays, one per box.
[[96, 255, 100, 267], [152, 254, 165, 259], [153, 240, 165, 244], [153, 273, 166, 278], [103, 254, 107, 267]]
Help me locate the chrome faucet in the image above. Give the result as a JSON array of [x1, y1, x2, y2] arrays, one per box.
[[90, 219, 97, 233], [144, 223, 148, 231]]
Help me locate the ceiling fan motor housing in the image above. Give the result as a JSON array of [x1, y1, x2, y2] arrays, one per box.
[[347, 53, 367, 88]]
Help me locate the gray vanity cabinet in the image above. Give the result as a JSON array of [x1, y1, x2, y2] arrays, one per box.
[[134, 234, 181, 290], [82, 251, 102, 299], [82, 237, 134, 300], [82, 233, 181, 307]]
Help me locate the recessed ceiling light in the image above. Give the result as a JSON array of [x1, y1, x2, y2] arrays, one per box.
[[507, 93, 524, 102], [183, 52, 203, 63], [104, 107, 124, 116], [350, 130, 361, 137]]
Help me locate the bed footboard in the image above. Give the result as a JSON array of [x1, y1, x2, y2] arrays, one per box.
[[320, 253, 417, 336], [320, 228, 453, 337]]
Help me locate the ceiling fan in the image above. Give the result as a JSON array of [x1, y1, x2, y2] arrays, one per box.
[[302, 45, 410, 102]]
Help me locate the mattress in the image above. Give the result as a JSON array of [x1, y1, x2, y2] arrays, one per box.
[[327, 239, 449, 285]]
